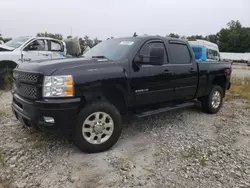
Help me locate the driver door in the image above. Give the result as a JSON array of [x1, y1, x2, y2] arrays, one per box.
[[21, 39, 51, 63], [130, 40, 175, 106]]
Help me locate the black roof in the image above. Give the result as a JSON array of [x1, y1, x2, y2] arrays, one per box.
[[113, 35, 186, 43]]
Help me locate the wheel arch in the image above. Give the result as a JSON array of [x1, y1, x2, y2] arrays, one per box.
[[0, 60, 18, 72], [79, 83, 129, 115], [212, 75, 227, 97]]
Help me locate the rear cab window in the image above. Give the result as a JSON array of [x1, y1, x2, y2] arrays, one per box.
[[168, 42, 192, 64]]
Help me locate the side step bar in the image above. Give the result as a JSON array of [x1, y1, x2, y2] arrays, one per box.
[[135, 102, 194, 118]]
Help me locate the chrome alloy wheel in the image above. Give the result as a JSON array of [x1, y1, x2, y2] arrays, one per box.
[[82, 112, 114, 144], [211, 90, 221, 109]]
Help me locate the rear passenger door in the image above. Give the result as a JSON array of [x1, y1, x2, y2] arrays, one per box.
[[167, 41, 198, 99]]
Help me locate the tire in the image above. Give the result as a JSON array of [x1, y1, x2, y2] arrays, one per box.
[[201, 85, 223, 114], [73, 101, 123, 153]]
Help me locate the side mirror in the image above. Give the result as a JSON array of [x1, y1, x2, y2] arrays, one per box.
[[134, 47, 164, 66]]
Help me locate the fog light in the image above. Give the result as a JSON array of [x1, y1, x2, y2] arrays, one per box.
[[43, 117, 55, 123]]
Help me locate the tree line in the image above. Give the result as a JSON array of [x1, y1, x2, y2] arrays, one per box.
[[1, 20, 249, 53], [167, 20, 250, 53]]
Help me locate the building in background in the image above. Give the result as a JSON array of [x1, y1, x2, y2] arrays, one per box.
[[220, 52, 250, 64]]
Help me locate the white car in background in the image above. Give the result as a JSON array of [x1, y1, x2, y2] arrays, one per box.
[[0, 36, 66, 64], [0, 36, 67, 87]]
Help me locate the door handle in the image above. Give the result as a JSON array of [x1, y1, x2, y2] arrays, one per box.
[[189, 68, 197, 73], [40, 53, 49, 56], [162, 69, 173, 75]]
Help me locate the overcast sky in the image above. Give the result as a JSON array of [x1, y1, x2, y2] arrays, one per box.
[[1, 0, 250, 40]]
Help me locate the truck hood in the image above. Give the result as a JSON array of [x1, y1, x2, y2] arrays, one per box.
[[15, 57, 117, 76], [0, 44, 15, 51]]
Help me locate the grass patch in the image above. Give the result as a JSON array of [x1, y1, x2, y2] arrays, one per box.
[[181, 146, 208, 168], [2, 71, 13, 91], [245, 105, 250, 110], [0, 106, 9, 117], [200, 156, 207, 167], [0, 151, 5, 166], [0, 109, 7, 117], [31, 134, 48, 153], [181, 146, 201, 158], [226, 76, 250, 100]]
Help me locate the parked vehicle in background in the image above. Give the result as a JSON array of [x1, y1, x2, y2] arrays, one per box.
[[0, 36, 67, 63], [0, 36, 67, 88], [12, 36, 232, 153], [189, 39, 220, 61], [223, 59, 234, 65], [220, 52, 250, 65]]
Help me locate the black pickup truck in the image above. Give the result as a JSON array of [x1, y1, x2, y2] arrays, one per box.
[[12, 36, 231, 153]]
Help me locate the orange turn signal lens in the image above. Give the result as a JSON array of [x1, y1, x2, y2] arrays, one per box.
[[65, 76, 73, 86], [65, 87, 73, 96]]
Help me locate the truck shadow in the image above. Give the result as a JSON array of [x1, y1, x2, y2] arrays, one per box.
[[25, 103, 205, 152]]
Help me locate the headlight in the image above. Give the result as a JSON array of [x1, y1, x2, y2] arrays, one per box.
[[43, 75, 74, 97]]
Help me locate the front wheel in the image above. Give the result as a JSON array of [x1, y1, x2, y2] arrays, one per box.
[[201, 85, 223, 114], [73, 101, 123, 153]]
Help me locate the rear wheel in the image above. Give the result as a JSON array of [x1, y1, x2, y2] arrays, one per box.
[[201, 85, 223, 114], [73, 101, 123, 153]]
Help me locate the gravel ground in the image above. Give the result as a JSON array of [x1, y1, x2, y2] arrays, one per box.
[[0, 91, 250, 188]]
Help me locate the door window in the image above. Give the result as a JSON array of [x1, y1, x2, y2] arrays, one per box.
[[140, 42, 168, 63], [169, 43, 191, 64], [28, 39, 47, 51], [207, 49, 219, 60], [50, 40, 63, 51]]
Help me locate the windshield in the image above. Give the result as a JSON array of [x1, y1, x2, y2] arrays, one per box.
[[4, 36, 31, 49], [83, 38, 139, 61]]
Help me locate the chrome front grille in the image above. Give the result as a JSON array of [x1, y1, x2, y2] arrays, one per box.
[[13, 71, 40, 83], [15, 84, 38, 99], [13, 70, 42, 99]]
